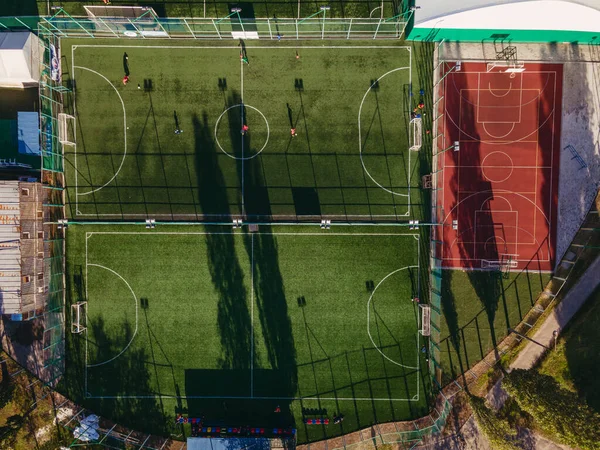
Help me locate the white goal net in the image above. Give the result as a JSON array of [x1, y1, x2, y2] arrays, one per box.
[[419, 304, 430, 336], [58, 113, 76, 146], [409, 117, 422, 151], [71, 301, 87, 334]]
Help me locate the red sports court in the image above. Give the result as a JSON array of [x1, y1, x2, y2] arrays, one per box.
[[436, 62, 562, 272]]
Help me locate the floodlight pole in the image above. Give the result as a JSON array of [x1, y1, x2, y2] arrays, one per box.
[[320, 6, 330, 39]]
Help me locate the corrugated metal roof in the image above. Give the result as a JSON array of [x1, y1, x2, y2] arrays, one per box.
[[0, 181, 21, 315]]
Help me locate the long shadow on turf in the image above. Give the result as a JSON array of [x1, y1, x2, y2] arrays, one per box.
[[187, 109, 289, 427], [83, 316, 167, 435], [224, 89, 297, 424]]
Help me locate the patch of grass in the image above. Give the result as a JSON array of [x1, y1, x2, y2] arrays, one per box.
[[62, 224, 430, 443], [438, 268, 551, 383], [538, 285, 600, 411]]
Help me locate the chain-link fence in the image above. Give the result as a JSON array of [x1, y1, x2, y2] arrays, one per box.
[[0, 13, 409, 40]]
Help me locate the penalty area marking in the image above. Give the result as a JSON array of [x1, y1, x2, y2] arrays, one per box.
[[73, 65, 127, 197], [367, 265, 421, 370], [214, 104, 270, 160], [358, 67, 412, 200], [85, 260, 139, 369]]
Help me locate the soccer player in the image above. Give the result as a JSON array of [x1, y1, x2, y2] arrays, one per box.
[[241, 124, 249, 135], [122, 75, 129, 85], [290, 127, 297, 137]]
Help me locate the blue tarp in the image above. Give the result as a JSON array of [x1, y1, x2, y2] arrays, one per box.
[[187, 437, 272, 450], [17, 111, 40, 155]]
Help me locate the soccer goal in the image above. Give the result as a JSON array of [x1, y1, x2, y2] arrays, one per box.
[[486, 60, 525, 75], [419, 304, 431, 336], [83, 6, 167, 38], [71, 301, 87, 334], [409, 117, 422, 151], [58, 113, 76, 146]]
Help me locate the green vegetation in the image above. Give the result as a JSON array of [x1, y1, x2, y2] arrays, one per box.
[[503, 369, 600, 449], [0, 354, 72, 450], [64, 41, 422, 222], [439, 269, 551, 383], [468, 396, 519, 450], [62, 224, 430, 443], [538, 285, 600, 409]]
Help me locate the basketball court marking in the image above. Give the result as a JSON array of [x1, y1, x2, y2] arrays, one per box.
[[438, 62, 561, 270], [83, 230, 422, 401], [71, 44, 415, 219]]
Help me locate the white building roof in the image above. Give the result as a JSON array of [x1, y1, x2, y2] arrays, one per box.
[[0, 32, 41, 88], [414, 0, 600, 33]]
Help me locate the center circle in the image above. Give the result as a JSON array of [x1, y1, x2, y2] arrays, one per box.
[[214, 104, 270, 160], [481, 151, 514, 183]]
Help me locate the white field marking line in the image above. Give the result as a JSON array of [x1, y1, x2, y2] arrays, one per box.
[[454, 71, 553, 110], [446, 165, 547, 169], [486, 81, 513, 98], [441, 190, 550, 226], [448, 80, 553, 144], [240, 56, 245, 216], [86, 231, 421, 237], [74, 45, 412, 50], [448, 226, 543, 258], [85, 265, 139, 368], [250, 233, 254, 398], [73, 65, 127, 197], [407, 46, 412, 217], [85, 395, 421, 401], [366, 265, 420, 370], [472, 209, 517, 258], [482, 122, 516, 139], [459, 139, 538, 143], [69, 213, 409, 217], [358, 67, 411, 198], [548, 71, 557, 263], [73, 45, 78, 214], [416, 229, 421, 401], [85, 232, 89, 396]]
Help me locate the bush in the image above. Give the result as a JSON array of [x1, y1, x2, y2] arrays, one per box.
[[503, 369, 600, 449], [468, 395, 519, 450]]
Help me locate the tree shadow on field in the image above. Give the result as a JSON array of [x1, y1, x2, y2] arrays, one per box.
[[83, 315, 168, 435], [188, 108, 278, 426]]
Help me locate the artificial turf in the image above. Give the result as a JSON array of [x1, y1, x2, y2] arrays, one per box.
[[63, 224, 430, 442], [63, 41, 423, 221], [438, 268, 552, 383]]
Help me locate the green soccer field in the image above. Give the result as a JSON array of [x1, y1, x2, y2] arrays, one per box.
[[65, 224, 430, 442], [64, 42, 422, 221]]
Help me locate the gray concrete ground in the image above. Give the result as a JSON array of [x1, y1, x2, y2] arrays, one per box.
[[511, 254, 600, 369], [439, 42, 600, 264]]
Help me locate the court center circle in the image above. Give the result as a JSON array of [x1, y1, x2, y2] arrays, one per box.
[[481, 151, 514, 183], [214, 104, 270, 160]]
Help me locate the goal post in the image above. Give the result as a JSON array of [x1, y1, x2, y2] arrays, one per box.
[[419, 304, 430, 336], [58, 113, 76, 146], [409, 117, 422, 151], [71, 301, 87, 334]]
